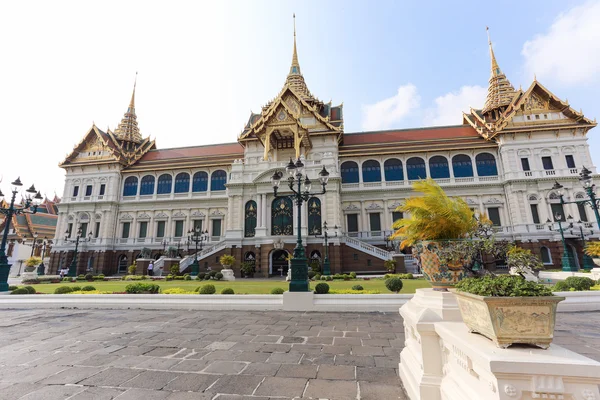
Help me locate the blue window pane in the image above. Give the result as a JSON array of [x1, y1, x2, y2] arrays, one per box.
[[174, 173, 190, 193], [245, 200, 257, 237], [123, 177, 138, 196], [362, 160, 381, 182], [452, 155, 473, 178], [429, 156, 450, 179], [407, 157, 426, 180], [341, 161, 359, 183], [157, 174, 172, 194], [211, 170, 227, 191], [384, 159, 403, 181], [140, 175, 155, 195], [476, 153, 498, 176], [192, 171, 208, 192]]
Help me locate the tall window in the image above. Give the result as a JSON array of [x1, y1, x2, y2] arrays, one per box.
[[487, 207, 501, 226], [530, 204, 540, 224], [429, 156, 450, 179], [551, 204, 565, 221], [174, 221, 184, 237], [369, 213, 381, 232], [521, 158, 531, 171], [95, 222, 100, 238], [192, 171, 208, 192], [475, 153, 498, 176], [140, 176, 155, 195], [67, 223, 73, 238], [192, 219, 203, 232], [565, 155, 576, 169], [122, 222, 130, 238], [139, 222, 148, 238], [307, 197, 322, 235], [72, 186, 79, 197], [211, 170, 227, 191], [384, 159, 403, 181], [542, 156, 554, 170], [347, 214, 359, 233], [157, 174, 172, 194], [452, 155, 473, 178], [245, 200, 257, 237], [540, 247, 552, 264], [341, 161, 359, 183], [212, 219, 222, 237], [392, 211, 403, 226], [80, 223, 88, 237], [99, 184, 106, 196], [123, 177, 138, 196], [174, 173, 190, 193], [272, 198, 293, 235], [156, 221, 166, 238], [85, 185, 93, 196], [406, 157, 426, 180], [578, 203, 588, 222], [362, 160, 381, 182]]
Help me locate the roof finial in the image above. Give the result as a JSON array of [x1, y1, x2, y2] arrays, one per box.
[[289, 13, 301, 76], [487, 26, 500, 77], [534, 73, 537, 81], [129, 72, 137, 110]]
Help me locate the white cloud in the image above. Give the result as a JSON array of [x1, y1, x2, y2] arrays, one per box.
[[522, 1, 600, 85], [361, 84, 420, 131], [425, 85, 487, 126]]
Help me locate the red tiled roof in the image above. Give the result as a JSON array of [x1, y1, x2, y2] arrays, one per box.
[[139, 143, 244, 161], [343, 125, 480, 145]]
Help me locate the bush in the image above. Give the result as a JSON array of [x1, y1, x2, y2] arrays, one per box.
[[194, 286, 201, 292], [314, 282, 330, 294], [81, 286, 96, 291], [128, 264, 137, 275], [78, 274, 85, 279], [165, 275, 173, 281], [62, 277, 72, 282], [351, 284, 364, 291], [385, 277, 404, 293], [455, 275, 553, 297], [215, 272, 223, 281], [308, 271, 317, 279], [320, 275, 327, 281], [183, 274, 192, 281], [95, 274, 105, 280], [197, 272, 206, 280], [209, 270, 218, 278], [85, 273, 94, 281], [125, 283, 160, 294], [330, 289, 381, 294], [219, 254, 236, 267], [342, 274, 350, 280], [333, 274, 342, 280], [553, 276, 596, 292], [385, 273, 414, 280], [8, 285, 18, 291], [271, 287, 285, 294], [199, 284, 216, 294], [170, 265, 180, 276], [71, 286, 82, 292], [204, 274, 211, 280], [221, 288, 235, 294], [314, 273, 321, 280], [23, 286, 36, 294], [11, 288, 30, 295], [326, 275, 333, 281], [162, 288, 194, 294], [349, 272, 357, 279], [54, 286, 74, 294]]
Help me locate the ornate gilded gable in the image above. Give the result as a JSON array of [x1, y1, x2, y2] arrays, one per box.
[[60, 125, 120, 167]]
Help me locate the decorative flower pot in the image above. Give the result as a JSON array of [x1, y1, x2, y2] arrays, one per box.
[[452, 290, 565, 349], [221, 269, 235, 281], [24, 266, 36, 273], [414, 241, 468, 290]]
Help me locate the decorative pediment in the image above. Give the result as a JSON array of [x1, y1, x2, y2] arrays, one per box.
[[192, 210, 205, 217], [79, 213, 89, 221], [388, 201, 402, 209], [367, 202, 383, 210], [173, 211, 186, 218], [60, 125, 120, 167], [485, 198, 501, 204], [466, 198, 478, 205], [343, 204, 360, 211], [138, 212, 151, 219], [95, 213, 102, 220], [210, 210, 225, 216], [120, 213, 133, 220], [155, 212, 168, 219]]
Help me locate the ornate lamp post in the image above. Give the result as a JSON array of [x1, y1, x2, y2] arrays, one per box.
[[29, 232, 38, 257], [569, 219, 596, 271], [554, 169, 600, 228], [37, 237, 49, 275], [0, 178, 42, 291], [64, 227, 92, 277], [315, 221, 337, 276], [546, 213, 577, 272], [161, 239, 169, 256], [271, 159, 329, 292], [188, 227, 209, 276]]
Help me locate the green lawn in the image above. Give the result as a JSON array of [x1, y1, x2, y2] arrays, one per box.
[[26, 278, 430, 294]]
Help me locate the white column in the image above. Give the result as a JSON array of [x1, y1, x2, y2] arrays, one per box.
[[256, 194, 263, 228], [262, 194, 267, 228]]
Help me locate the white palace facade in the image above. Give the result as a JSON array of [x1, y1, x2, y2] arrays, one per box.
[[49, 32, 598, 276]]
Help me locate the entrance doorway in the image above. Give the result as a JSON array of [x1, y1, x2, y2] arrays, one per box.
[[118, 255, 128, 274], [270, 249, 289, 277]]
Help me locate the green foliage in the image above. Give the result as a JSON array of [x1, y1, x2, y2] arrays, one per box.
[[25, 256, 42, 267], [320, 275, 327, 280], [197, 272, 206, 280], [215, 272, 224, 281], [95, 274, 105, 280], [221, 287, 235, 294], [270, 287, 285, 294], [81, 285, 96, 291], [553, 276, 596, 292], [506, 246, 543, 275], [384, 273, 414, 280], [183, 274, 191, 281], [199, 284, 216, 294], [162, 288, 194, 294], [194, 286, 201, 292], [455, 275, 553, 297], [342, 274, 350, 280], [308, 270, 317, 279], [125, 283, 160, 294], [85, 273, 94, 281], [219, 255, 236, 267], [333, 274, 342, 280], [351, 284, 364, 291], [122, 275, 148, 281], [128, 264, 137, 275], [584, 241, 600, 257], [309, 259, 321, 272], [385, 277, 404, 293], [384, 259, 396, 272], [62, 277, 72, 282], [326, 275, 333, 281], [71, 286, 82, 292], [11, 288, 30, 295], [314, 282, 330, 294], [78, 274, 85, 279], [165, 275, 173, 281], [23, 286, 36, 294], [204, 274, 211, 280], [54, 286, 74, 294], [170, 264, 180, 276], [240, 262, 254, 276], [349, 272, 357, 279], [8, 285, 18, 291], [314, 273, 321, 280]]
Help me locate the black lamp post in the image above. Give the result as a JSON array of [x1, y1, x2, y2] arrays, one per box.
[[546, 212, 577, 272], [0, 177, 42, 291], [188, 228, 209, 276], [64, 227, 92, 277], [271, 159, 329, 292], [315, 221, 337, 276], [29, 232, 38, 257], [161, 239, 168, 256], [554, 168, 600, 229], [37, 237, 49, 276]]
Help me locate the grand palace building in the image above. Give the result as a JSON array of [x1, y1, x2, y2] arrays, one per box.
[[49, 31, 598, 277]]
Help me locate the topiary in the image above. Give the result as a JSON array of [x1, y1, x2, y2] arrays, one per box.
[[349, 272, 357, 279], [314, 273, 321, 280], [456, 275, 552, 297], [320, 275, 327, 281], [342, 274, 350, 280], [326, 275, 333, 281], [197, 272, 206, 280], [194, 286, 201, 292], [8, 285, 18, 291], [165, 275, 173, 281], [199, 284, 216, 294], [81, 286, 96, 291], [271, 287, 285, 294], [333, 273, 342, 280], [23, 286, 36, 294], [184, 274, 191, 281], [351, 284, 364, 291], [85, 273, 93, 281], [11, 288, 29, 295], [308, 271, 316, 279], [96, 274, 105, 280], [54, 286, 74, 294], [314, 282, 330, 294], [209, 270, 218, 277], [221, 288, 234, 294], [215, 272, 223, 281], [564, 276, 595, 291], [553, 281, 570, 292], [125, 282, 160, 294], [204, 274, 211, 280], [385, 277, 404, 293], [62, 277, 71, 282]]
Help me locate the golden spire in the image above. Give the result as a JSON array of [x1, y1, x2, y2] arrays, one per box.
[[289, 13, 301, 76], [114, 73, 142, 144], [285, 14, 313, 100], [482, 27, 516, 115], [129, 72, 137, 111], [487, 27, 500, 77]]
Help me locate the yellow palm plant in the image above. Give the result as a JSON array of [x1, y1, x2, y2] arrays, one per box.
[[391, 179, 477, 249]]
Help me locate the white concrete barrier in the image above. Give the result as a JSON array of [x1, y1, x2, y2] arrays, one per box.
[[538, 270, 596, 283], [555, 290, 600, 312]]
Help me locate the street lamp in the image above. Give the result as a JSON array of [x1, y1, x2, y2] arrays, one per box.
[[37, 237, 49, 275], [271, 159, 329, 292], [161, 239, 169, 256], [29, 232, 39, 257], [0, 177, 42, 291], [569, 220, 596, 271], [64, 227, 92, 277], [554, 169, 600, 228], [188, 227, 209, 276], [315, 221, 337, 276], [546, 212, 577, 272]]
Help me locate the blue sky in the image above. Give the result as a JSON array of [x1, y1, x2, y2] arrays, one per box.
[[1, 0, 599, 196]]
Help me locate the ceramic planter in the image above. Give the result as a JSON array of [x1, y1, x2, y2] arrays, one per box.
[[452, 290, 565, 349], [414, 241, 468, 290]]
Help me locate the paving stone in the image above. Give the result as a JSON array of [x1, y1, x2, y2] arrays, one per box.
[[291, 344, 323, 354], [111, 346, 154, 356], [333, 337, 363, 346], [0, 383, 39, 399], [266, 352, 302, 364], [322, 345, 352, 355], [362, 338, 391, 347], [113, 388, 172, 400], [359, 381, 408, 399], [234, 351, 271, 362], [212, 395, 269, 400], [208, 375, 264, 395], [69, 387, 126, 400], [374, 356, 400, 368], [18, 384, 86, 399], [251, 335, 281, 343], [143, 347, 181, 357], [169, 359, 210, 372], [317, 364, 355, 380], [166, 392, 215, 400], [276, 363, 317, 378], [343, 331, 370, 338], [77, 354, 122, 366], [240, 362, 282, 376], [164, 373, 219, 391], [356, 366, 401, 384], [204, 341, 237, 350], [254, 376, 308, 397], [203, 360, 248, 374], [2, 364, 68, 383], [135, 357, 182, 370], [78, 367, 142, 386], [351, 345, 385, 356], [303, 378, 357, 399], [334, 355, 376, 367], [280, 336, 305, 344], [121, 370, 182, 389], [317, 330, 345, 337], [230, 342, 265, 352], [299, 353, 336, 365], [39, 366, 104, 384]]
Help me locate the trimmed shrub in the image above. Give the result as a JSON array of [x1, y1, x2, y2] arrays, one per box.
[[326, 275, 333, 281], [564, 276, 595, 291], [184, 274, 192, 281], [343, 274, 350, 281], [85, 273, 94, 281], [456, 275, 552, 297], [314, 282, 330, 294], [221, 288, 235, 294], [215, 272, 223, 281], [8, 285, 18, 291], [54, 286, 74, 294], [11, 288, 29, 295], [351, 284, 364, 291], [95, 274, 105, 280], [78, 274, 85, 279], [199, 284, 216, 294], [204, 274, 211, 280], [23, 286, 36, 294], [209, 270, 218, 278], [128, 265, 137, 275], [308, 271, 317, 279], [314, 273, 321, 280], [385, 273, 414, 280], [170, 265, 180, 276], [349, 272, 357, 279], [385, 277, 404, 293], [197, 272, 206, 280], [165, 275, 173, 281], [81, 286, 96, 291], [71, 286, 82, 292], [194, 286, 201, 292], [333, 273, 342, 280], [162, 288, 194, 294], [320, 275, 327, 281], [125, 283, 160, 294], [271, 287, 285, 294], [62, 277, 72, 282]]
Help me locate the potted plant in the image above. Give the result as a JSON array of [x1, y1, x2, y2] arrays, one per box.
[[240, 261, 254, 278], [24, 256, 42, 273], [219, 255, 236, 281], [452, 273, 564, 349], [584, 241, 600, 266], [384, 259, 396, 273]]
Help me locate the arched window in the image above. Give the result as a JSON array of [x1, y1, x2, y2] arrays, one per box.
[[429, 156, 450, 179], [123, 177, 138, 196], [157, 174, 172, 194], [244, 251, 256, 275], [211, 170, 227, 191], [407, 157, 426, 180], [140, 175, 155, 195], [341, 161, 359, 183], [384, 159, 403, 181], [362, 160, 381, 182], [245, 201, 257, 238], [475, 153, 498, 176], [272, 197, 293, 235], [174, 173, 190, 193], [192, 171, 208, 192], [307, 197, 322, 235], [452, 155, 473, 178], [540, 246, 552, 264]]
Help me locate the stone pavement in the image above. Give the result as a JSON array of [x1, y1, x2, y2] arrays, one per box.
[[0, 309, 596, 400]]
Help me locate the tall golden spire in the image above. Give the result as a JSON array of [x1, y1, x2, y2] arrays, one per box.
[[482, 27, 516, 115], [289, 13, 301, 76], [115, 73, 142, 144], [129, 72, 137, 112], [285, 14, 313, 100]]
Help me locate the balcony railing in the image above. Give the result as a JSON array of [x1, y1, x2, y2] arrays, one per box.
[[341, 175, 501, 190]]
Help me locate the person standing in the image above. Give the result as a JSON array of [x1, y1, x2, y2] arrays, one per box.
[[147, 261, 154, 276]]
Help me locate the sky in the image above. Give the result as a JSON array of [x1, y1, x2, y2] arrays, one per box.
[[1, 0, 600, 198]]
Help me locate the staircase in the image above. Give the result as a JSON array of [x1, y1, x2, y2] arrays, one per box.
[[344, 236, 392, 260], [179, 240, 227, 273]]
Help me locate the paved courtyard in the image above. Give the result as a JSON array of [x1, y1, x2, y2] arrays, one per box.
[[0, 309, 597, 400]]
